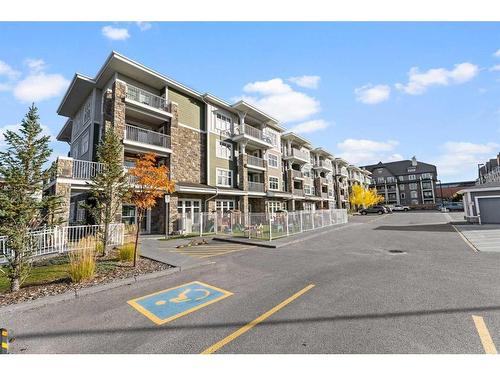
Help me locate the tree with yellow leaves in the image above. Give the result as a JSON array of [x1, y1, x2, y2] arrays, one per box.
[[349, 184, 384, 211], [128, 153, 175, 267]]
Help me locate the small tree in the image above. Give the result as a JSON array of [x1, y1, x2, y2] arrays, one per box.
[[128, 153, 174, 267], [86, 129, 129, 256], [365, 188, 384, 207], [349, 185, 384, 211], [0, 105, 53, 291]]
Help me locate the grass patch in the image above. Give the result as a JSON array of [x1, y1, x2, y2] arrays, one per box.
[[118, 243, 136, 262]]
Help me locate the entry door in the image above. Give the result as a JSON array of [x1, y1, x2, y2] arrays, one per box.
[[478, 197, 500, 224], [178, 199, 201, 232]]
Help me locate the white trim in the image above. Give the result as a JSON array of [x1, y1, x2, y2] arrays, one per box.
[[179, 122, 207, 133], [268, 176, 279, 191], [267, 153, 279, 169], [475, 195, 500, 225], [216, 167, 233, 188], [216, 140, 233, 160]]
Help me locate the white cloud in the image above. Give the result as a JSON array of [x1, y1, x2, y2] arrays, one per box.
[[238, 78, 321, 123], [288, 75, 320, 89], [337, 139, 401, 165], [355, 84, 391, 104], [136, 22, 152, 31], [13, 72, 69, 103], [0, 60, 20, 80], [494, 49, 500, 58], [102, 25, 130, 41], [433, 141, 499, 179], [24, 58, 46, 73], [395, 62, 479, 95], [289, 119, 329, 134], [490, 64, 500, 72]]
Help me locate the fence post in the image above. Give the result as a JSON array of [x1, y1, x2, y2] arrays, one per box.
[[286, 212, 289, 237], [199, 212, 203, 237], [269, 214, 272, 241], [248, 212, 251, 239], [312, 212, 315, 230], [229, 212, 233, 235], [300, 210, 303, 233]]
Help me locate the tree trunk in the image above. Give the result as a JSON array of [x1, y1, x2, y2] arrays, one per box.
[[133, 211, 142, 268], [10, 277, 20, 292]]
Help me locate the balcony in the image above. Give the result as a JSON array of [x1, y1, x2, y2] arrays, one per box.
[[321, 192, 328, 199], [292, 187, 304, 196], [232, 124, 274, 149], [124, 124, 172, 155], [283, 148, 310, 164], [313, 160, 333, 172], [291, 169, 303, 179], [72, 160, 104, 180], [246, 155, 265, 170], [316, 177, 328, 185], [248, 181, 265, 193], [125, 84, 171, 120]]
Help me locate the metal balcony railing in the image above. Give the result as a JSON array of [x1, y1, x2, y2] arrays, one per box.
[[314, 160, 333, 169], [248, 181, 265, 192], [234, 124, 273, 145], [125, 84, 170, 112], [285, 148, 309, 161], [247, 155, 265, 168], [125, 124, 171, 149], [72, 160, 104, 180]]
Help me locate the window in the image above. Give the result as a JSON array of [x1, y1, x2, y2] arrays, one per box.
[[409, 183, 418, 190], [216, 168, 232, 187], [422, 181, 432, 190], [303, 166, 311, 178], [421, 173, 433, 179], [81, 131, 89, 155], [268, 200, 285, 213], [269, 176, 279, 190], [407, 167, 416, 172], [215, 113, 232, 134], [377, 177, 385, 183], [408, 174, 416, 180], [423, 191, 433, 198], [76, 200, 86, 222], [410, 191, 418, 199], [303, 202, 315, 211], [216, 140, 233, 160], [267, 153, 279, 168], [216, 200, 234, 212], [398, 176, 405, 182], [304, 184, 312, 195], [387, 176, 395, 183], [122, 205, 137, 225], [400, 192, 406, 199]]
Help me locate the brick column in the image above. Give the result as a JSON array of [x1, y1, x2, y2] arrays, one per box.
[[52, 157, 74, 225], [238, 154, 248, 190], [168, 194, 179, 234]]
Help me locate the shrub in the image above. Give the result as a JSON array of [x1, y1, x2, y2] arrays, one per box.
[[68, 237, 97, 283], [118, 243, 137, 262]]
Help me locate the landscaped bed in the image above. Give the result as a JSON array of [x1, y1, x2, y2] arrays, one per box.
[[0, 248, 172, 307]]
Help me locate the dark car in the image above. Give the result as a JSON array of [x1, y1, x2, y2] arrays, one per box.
[[360, 205, 387, 215]]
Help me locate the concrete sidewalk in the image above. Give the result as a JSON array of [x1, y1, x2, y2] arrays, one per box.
[[139, 236, 215, 270], [453, 224, 500, 252]]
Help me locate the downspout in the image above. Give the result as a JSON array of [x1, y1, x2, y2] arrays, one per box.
[[205, 187, 219, 212]]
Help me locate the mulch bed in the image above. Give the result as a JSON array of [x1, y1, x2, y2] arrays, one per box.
[[0, 250, 173, 307]]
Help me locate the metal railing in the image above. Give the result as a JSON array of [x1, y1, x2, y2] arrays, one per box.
[[247, 155, 265, 168], [0, 224, 124, 263], [248, 181, 265, 192], [125, 124, 171, 149], [314, 160, 333, 170], [125, 84, 169, 112], [173, 209, 348, 241], [234, 124, 273, 145], [72, 160, 104, 180]]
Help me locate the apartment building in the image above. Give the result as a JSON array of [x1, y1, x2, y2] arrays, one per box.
[[362, 157, 438, 207], [478, 153, 500, 184], [45, 52, 366, 234]]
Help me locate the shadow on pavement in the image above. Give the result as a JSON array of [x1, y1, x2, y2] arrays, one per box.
[[12, 304, 500, 341], [373, 223, 454, 232]]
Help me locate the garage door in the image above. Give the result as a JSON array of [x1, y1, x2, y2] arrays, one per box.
[[479, 197, 500, 224]]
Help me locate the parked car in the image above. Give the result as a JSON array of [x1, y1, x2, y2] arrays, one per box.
[[438, 202, 464, 212], [360, 205, 387, 215], [391, 204, 410, 212]]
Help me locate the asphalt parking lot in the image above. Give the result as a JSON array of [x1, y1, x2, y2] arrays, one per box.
[[1, 210, 500, 354]]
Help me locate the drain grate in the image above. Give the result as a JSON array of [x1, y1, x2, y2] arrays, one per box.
[[388, 249, 406, 254]]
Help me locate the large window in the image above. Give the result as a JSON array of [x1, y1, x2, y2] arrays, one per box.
[[269, 176, 279, 190], [267, 200, 286, 213], [216, 140, 233, 160], [215, 113, 232, 134], [423, 191, 434, 198], [408, 174, 416, 180], [377, 177, 385, 183], [409, 183, 418, 190], [422, 181, 432, 190], [81, 131, 89, 155], [268, 153, 279, 168], [76, 200, 86, 222], [421, 173, 433, 179], [398, 176, 405, 182], [410, 191, 418, 199], [122, 205, 137, 225], [387, 176, 395, 183], [216, 200, 234, 212], [216, 168, 233, 187]]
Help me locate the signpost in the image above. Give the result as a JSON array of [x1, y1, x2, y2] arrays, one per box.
[[164, 194, 170, 240]]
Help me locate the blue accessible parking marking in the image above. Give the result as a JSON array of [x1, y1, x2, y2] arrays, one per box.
[[127, 281, 233, 325]]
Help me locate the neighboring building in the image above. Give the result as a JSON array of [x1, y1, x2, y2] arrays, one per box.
[[362, 157, 438, 207], [478, 153, 500, 184], [45, 52, 366, 234], [459, 182, 500, 224], [435, 180, 476, 203]]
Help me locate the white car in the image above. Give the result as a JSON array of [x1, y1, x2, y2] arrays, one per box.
[[391, 204, 410, 212]]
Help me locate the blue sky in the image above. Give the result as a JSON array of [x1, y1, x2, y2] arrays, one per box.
[[1, 22, 500, 182]]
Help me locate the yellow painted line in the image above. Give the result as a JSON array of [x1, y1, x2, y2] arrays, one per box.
[[201, 284, 315, 354], [472, 315, 498, 354], [452, 225, 479, 253], [1, 342, 8, 349], [198, 249, 254, 258]]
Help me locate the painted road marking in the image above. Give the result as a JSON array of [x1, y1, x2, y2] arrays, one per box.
[[201, 284, 315, 354], [170, 244, 255, 259], [452, 225, 479, 253], [127, 281, 233, 325], [472, 315, 498, 354]]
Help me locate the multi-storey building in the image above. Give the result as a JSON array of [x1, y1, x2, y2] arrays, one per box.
[[362, 157, 438, 207], [478, 153, 500, 184], [45, 52, 365, 234]]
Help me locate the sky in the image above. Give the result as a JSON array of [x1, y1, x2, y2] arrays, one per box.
[[1, 22, 500, 182]]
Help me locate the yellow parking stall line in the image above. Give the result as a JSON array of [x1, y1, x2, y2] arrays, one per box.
[[472, 315, 498, 354], [198, 248, 255, 258], [201, 284, 315, 354]]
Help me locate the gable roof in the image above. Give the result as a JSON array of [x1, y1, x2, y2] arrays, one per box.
[[362, 160, 437, 177]]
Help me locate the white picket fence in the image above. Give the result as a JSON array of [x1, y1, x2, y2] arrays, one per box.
[[0, 224, 124, 263], [175, 209, 348, 241]]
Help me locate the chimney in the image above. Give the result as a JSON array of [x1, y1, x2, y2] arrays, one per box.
[[411, 156, 417, 167]]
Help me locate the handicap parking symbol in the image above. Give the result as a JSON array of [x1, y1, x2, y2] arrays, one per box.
[[127, 281, 233, 325]]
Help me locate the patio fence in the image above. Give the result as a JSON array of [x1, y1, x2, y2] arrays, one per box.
[[175, 209, 348, 241], [0, 223, 124, 263]]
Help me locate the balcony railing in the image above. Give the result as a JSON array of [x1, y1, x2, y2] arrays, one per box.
[[285, 148, 309, 161], [234, 124, 273, 145], [247, 155, 265, 168], [125, 84, 170, 112], [125, 124, 171, 149], [248, 181, 265, 192], [291, 169, 303, 179], [314, 160, 333, 170], [321, 192, 328, 199], [72, 160, 104, 180]]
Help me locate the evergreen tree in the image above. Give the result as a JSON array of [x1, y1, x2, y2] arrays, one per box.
[[0, 104, 52, 291], [86, 129, 129, 256]]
